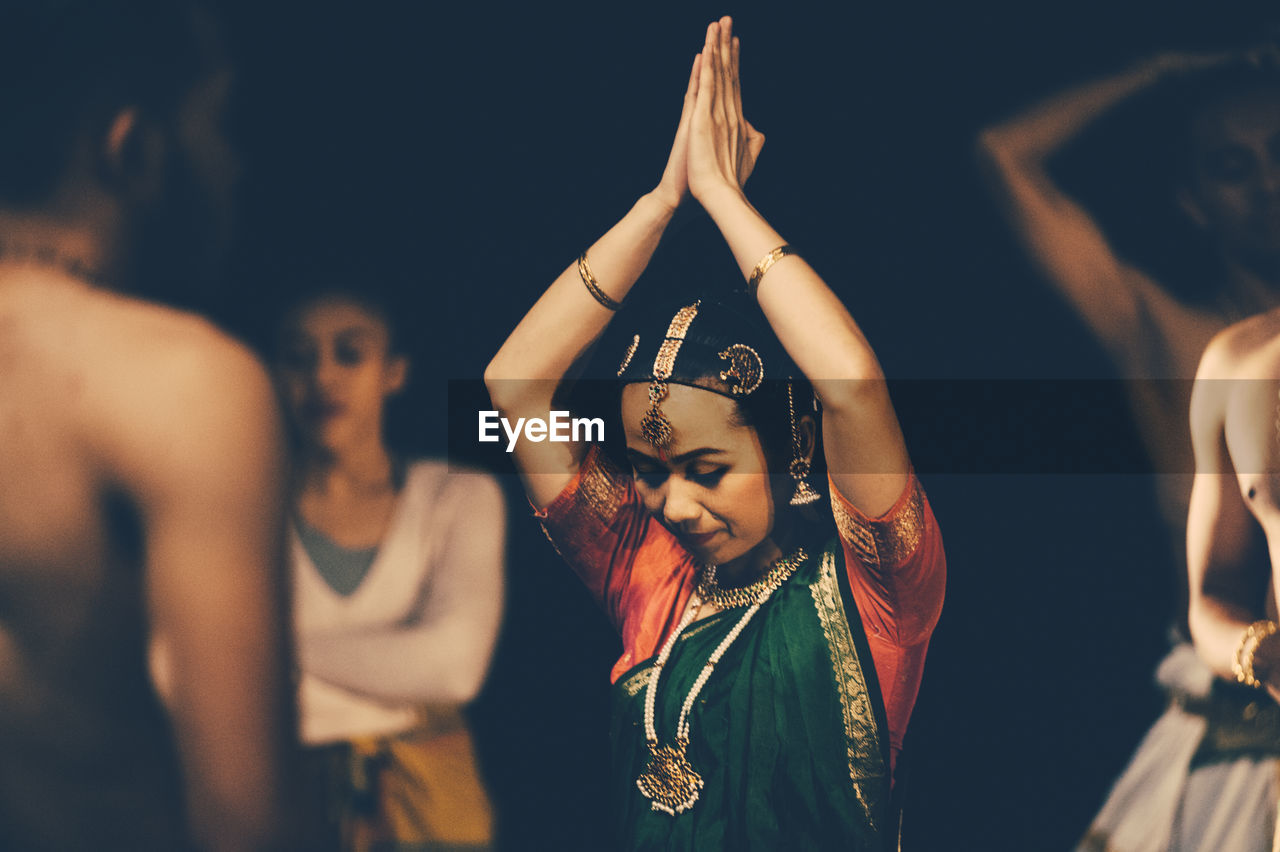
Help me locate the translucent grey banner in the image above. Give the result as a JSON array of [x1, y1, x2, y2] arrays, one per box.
[[454, 379, 1280, 475]]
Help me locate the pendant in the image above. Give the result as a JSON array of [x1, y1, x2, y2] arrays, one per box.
[[636, 737, 704, 815]]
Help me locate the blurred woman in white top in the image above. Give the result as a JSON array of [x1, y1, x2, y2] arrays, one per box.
[[274, 287, 505, 852]]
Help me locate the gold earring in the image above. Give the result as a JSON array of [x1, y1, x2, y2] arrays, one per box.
[[788, 381, 820, 506]]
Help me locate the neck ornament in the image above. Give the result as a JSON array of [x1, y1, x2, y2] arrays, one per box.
[[636, 547, 807, 815], [696, 547, 808, 610]]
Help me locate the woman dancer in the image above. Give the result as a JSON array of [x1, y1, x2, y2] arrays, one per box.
[[275, 287, 504, 851], [485, 18, 944, 849]]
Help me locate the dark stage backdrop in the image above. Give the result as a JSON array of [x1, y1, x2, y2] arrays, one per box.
[[214, 1, 1276, 848]]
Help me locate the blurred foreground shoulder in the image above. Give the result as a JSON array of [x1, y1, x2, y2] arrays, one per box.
[[80, 294, 284, 484]]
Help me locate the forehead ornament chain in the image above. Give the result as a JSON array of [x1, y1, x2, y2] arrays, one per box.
[[640, 301, 701, 450]]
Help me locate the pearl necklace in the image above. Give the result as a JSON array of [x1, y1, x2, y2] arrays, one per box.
[[636, 548, 807, 815]]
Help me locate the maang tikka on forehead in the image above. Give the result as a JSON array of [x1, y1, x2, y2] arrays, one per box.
[[640, 301, 701, 450], [628, 299, 770, 451]]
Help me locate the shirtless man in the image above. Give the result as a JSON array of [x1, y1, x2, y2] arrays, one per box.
[[981, 49, 1280, 852], [0, 2, 294, 849], [978, 51, 1280, 537], [1184, 311, 1280, 848]]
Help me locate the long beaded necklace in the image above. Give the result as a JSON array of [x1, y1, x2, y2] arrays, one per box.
[[636, 547, 807, 815]]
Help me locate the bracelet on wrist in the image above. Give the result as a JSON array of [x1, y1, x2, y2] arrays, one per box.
[[1232, 619, 1279, 688]]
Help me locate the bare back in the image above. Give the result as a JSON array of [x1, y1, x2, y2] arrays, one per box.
[[0, 268, 292, 849], [0, 271, 188, 846]]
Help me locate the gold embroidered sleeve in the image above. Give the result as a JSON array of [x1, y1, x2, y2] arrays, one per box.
[[830, 475, 926, 571], [535, 443, 633, 547], [573, 445, 630, 526], [533, 445, 632, 601]]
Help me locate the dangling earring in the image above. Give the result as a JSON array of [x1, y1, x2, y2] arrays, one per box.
[[788, 381, 821, 506]]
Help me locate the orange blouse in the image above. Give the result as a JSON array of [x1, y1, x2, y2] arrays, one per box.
[[536, 445, 945, 772]]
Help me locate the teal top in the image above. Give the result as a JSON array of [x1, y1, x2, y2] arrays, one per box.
[[295, 517, 379, 597]]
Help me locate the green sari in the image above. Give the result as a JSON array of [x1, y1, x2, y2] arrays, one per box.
[[609, 542, 892, 851]]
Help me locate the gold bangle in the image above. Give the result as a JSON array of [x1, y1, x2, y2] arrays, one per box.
[[746, 244, 796, 298], [578, 252, 623, 311], [1231, 619, 1279, 688]]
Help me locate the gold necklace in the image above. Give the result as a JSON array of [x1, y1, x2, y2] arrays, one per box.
[[636, 548, 806, 815], [696, 547, 808, 609]]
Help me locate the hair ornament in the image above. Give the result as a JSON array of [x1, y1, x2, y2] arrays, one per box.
[[717, 344, 764, 396], [617, 334, 640, 377]]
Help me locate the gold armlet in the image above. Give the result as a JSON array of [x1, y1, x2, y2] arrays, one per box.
[[746, 244, 797, 298], [578, 252, 623, 311]]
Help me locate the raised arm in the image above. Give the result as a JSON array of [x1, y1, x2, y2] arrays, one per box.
[[976, 53, 1223, 366], [1186, 332, 1274, 697], [687, 17, 907, 515], [301, 474, 506, 705], [122, 335, 295, 851], [485, 53, 710, 508]]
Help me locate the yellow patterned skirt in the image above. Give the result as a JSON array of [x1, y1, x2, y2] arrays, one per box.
[[303, 706, 493, 852]]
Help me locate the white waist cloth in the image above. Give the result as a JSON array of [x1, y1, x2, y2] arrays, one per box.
[[1076, 644, 1280, 852]]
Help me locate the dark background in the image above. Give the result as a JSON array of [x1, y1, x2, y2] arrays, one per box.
[[216, 1, 1275, 848]]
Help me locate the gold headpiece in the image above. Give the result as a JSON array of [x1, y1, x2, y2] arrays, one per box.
[[717, 344, 764, 396], [640, 301, 700, 449], [617, 334, 640, 377]]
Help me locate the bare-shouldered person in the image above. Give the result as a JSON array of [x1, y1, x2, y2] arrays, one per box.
[[1176, 310, 1280, 847], [978, 49, 1280, 538], [981, 46, 1280, 852], [0, 2, 294, 850], [1188, 310, 1280, 688]]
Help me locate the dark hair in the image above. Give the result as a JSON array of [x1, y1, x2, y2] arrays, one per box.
[[0, 0, 212, 205], [1170, 56, 1280, 184], [269, 244, 415, 360], [728, 376, 825, 481], [606, 292, 834, 543], [279, 286, 410, 358]]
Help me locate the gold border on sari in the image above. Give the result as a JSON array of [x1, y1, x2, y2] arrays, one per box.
[[810, 548, 887, 829], [619, 665, 653, 698]]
